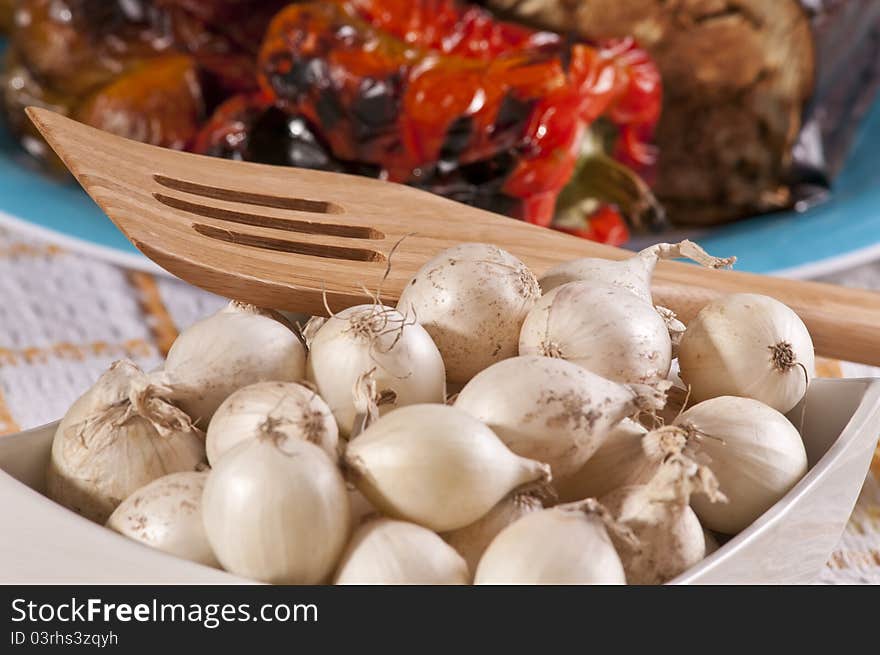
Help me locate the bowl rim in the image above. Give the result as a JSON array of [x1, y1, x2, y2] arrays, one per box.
[[670, 377, 880, 584], [2, 377, 879, 584], [0, 421, 245, 583]]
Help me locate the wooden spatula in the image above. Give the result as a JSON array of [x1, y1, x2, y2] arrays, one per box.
[[26, 107, 880, 365]]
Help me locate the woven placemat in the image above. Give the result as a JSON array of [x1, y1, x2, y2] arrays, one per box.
[[1, 224, 878, 583]]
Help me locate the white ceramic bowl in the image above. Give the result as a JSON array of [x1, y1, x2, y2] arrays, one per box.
[[1, 377, 878, 584]]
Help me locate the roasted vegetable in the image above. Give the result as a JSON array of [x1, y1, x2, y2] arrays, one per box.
[[257, 1, 661, 230], [484, 0, 880, 227], [75, 56, 206, 150], [11, 0, 173, 97], [484, 0, 816, 225], [2, 0, 284, 163], [2, 0, 664, 245], [352, 0, 664, 231], [193, 92, 343, 171], [348, 0, 545, 59]]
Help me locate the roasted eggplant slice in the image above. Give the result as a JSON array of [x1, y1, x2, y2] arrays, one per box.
[[193, 92, 343, 171], [484, 0, 817, 225]]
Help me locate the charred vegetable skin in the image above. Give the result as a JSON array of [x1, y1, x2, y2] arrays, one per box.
[[2, 0, 287, 173], [483, 0, 879, 226], [193, 92, 344, 172], [255, 1, 661, 232], [7, 0, 289, 95], [2, 0, 662, 244]]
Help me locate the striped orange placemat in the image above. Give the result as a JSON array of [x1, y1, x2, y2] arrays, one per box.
[[816, 357, 880, 583]]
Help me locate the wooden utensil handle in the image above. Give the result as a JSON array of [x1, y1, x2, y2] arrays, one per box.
[[650, 261, 880, 366], [26, 107, 879, 366], [499, 224, 880, 366]]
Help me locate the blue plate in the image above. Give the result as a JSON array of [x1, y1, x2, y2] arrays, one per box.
[[0, 40, 161, 272], [692, 97, 880, 277], [1, 38, 879, 277]]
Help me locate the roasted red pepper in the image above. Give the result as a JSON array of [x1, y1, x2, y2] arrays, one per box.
[[350, 0, 660, 173], [347, 0, 543, 59], [363, 1, 662, 237], [3, 0, 662, 244], [256, 0, 661, 235]]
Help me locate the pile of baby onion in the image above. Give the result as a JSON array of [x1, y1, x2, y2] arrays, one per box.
[[46, 240, 815, 584]]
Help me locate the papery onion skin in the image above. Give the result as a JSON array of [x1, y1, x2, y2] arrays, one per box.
[[474, 502, 626, 585], [539, 240, 734, 302], [202, 437, 350, 584], [519, 282, 672, 385], [540, 256, 654, 302], [206, 381, 339, 466], [334, 518, 469, 585], [160, 302, 306, 426], [442, 492, 543, 576], [47, 360, 206, 524], [306, 304, 445, 436], [677, 293, 815, 414], [106, 471, 219, 568], [344, 404, 551, 532], [565, 426, 719, 583], [397, 243, 541, 384], [674, 396, 808, 534], [454, 356, 659, 478], [553, 418, 651, 502], [601, 477, 708, 585]]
